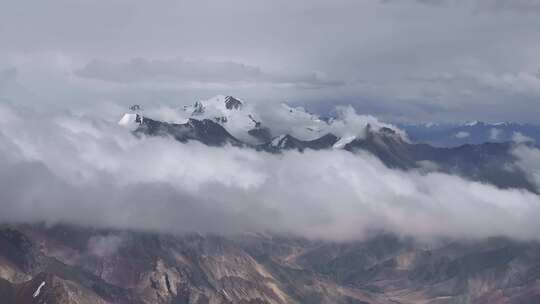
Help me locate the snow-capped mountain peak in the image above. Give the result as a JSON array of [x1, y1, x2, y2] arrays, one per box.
[[181, 95, 264, 143], [185, 95, 244, 115], [118, 105, 143, 129], [224, 96, 243, 110], [118, 113, 138, 126], [332, 135, 356, 149], [270, 134, 288, 149], [463, 120, 482, 127], [120, 95, 409, 147]]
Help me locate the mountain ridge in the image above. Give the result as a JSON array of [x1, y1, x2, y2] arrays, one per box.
[[118, 96, 537, 193]]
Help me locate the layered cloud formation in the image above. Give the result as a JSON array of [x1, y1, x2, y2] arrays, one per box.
[[1, 102, 540, 241], [75, 58, 344, 88]]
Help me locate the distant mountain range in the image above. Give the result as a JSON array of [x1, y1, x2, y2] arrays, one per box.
[[118, 96, 537, 193], [400, 121, 540, 147]]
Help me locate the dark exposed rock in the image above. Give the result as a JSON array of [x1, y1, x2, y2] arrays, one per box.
[[343, 129, 536, 192], [224, 96, 243, 110], [248, 127, 273, 143], [135, 117, 243, 147]]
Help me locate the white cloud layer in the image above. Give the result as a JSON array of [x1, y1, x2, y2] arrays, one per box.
[[1, 102, 540, 241], [454, 131, 470, 139], [513, 145, 540, 192]]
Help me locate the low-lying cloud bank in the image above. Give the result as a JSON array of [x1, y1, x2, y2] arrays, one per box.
[[1, 102, 540, 241]]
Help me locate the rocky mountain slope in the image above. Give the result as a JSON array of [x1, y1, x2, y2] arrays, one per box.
[[2, 224, 540, 304]]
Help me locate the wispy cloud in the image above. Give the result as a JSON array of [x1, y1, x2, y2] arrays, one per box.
[[75, 58, 344, 89]]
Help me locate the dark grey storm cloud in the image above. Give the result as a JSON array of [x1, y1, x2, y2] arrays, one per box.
[[75, 58, 344, 88]]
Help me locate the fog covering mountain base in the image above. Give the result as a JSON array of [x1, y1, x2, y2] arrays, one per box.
[[0, 101, 540, 241]]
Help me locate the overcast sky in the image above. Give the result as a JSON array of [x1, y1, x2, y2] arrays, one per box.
[[1, 0, 540, 123]]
